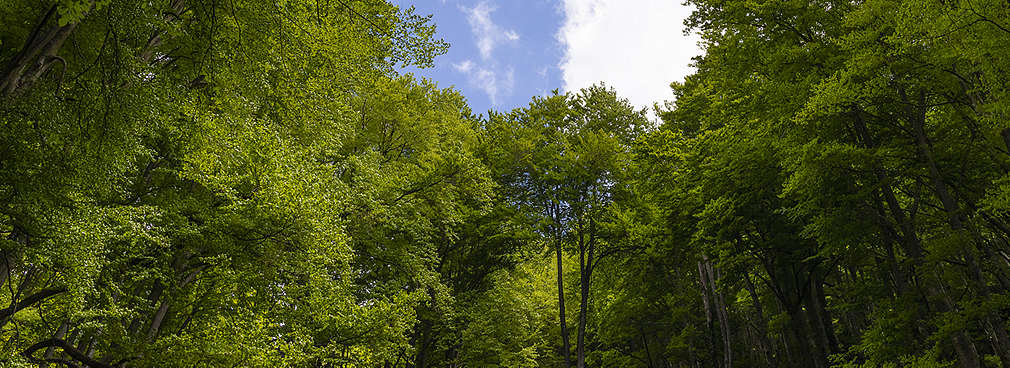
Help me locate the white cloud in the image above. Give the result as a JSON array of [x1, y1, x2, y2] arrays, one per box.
[[504, 29, 520, 41], [462, 1, 520, 60], [454, 59, 515, 106], [453, 2, 521, 107], [453, 60, 474, 73], [557, 0, 701, 116]]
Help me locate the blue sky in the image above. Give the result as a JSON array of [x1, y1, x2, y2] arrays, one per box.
[[391, 0, 701, 119]]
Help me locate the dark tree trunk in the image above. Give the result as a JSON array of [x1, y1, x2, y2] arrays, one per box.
[[412, 317, 433, 368], [128, 281, 165, 336], [576, 271, 588, 368], [639, 325, 656, 368], [0, 3, 85, 97], [790, 294, 827, 368], [784, 306, 814, 368], [852, 108, 985, 365], [698, 259, 732, 368], [901, 87, 1008, 368], [576, 218, 595, 368], [556, 236, 572, 367], [697, 260, 718, 368], [0, 287, 67, 328], [712, 267, 732, 368], [810, 281, 839, 355], [1001, 128, 1010, 155], [43, 320, 71, 361], [744, 273, 774, 367], [820, 283, 841, 351]]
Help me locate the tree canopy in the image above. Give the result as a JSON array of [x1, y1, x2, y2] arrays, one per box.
[[1, 0, 1010, 367]]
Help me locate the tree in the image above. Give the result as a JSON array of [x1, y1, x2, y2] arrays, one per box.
[[482, 85, 648, 367], [1, 1, 456, 366]]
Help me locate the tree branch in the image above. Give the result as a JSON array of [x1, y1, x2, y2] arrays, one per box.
[[0, 287, 66, 327], [22, 338, 113, 368]]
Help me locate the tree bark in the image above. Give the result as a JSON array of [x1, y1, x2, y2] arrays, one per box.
[[698, 259, 731, 368], [128, 280, 165, 335], [793, 302, 827, 368], [901, 87, 1010, 368], [148, 261, 206, 340], [2, 224, 29, 290], [854, 109, 971, 358], [43, 320, 71, 363], [0, 3, 85, 97], [411, 317, 433, 368], [783, 306, 814, 368], [23, 338, 113, 368], [638, 325, 655, 368], [814, 281, 839, 354], [0, 287, 67, 328], [743, 273, 774, 367], [554, 205, 572, 368], [697, 260, 717, 368], [137, 0, 187, 64], [711, 266, 732, 368], [146, 294, 172, 340], [576, 216, 595, 368]]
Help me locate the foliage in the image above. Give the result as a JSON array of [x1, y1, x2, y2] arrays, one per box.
[[2, 0, 1010, 367]]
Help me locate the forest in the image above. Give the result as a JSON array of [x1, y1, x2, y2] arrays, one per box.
[[0, 0, 1009, 367]]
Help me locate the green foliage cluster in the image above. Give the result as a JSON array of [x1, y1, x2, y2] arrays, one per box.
[[628, 0, 1010, 367], [2, 0, 1010, 367]]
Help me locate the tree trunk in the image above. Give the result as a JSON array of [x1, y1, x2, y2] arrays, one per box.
[[743, 273, 774, 367], [0, 3, 84, 97], [853, 108, 985, 366], [0, 250, 10, 291], [2, 224, 29, 290], [412, 317, 433, 368], [712, 266, 732, 368], [147, 294, 171, 340], [576, 218, 595, 368], [556, 235, 572, 367], [783, 306, 814, 368], [85, 325, 101, 358], [65, 328, 81, 356], [794, 302, 827, 368], [819, 282, 841, 352], [698, 259, 732, 368], [0, 287, 67, 328], [43, 320, 71, 363], [901, 88, 997, 368], [810, 281, 839, 355], [137, 0, 187, 64], [639, 325, 656, 368], [576, 266, 589, 368], [129, 281, 165, 335], [697, 261, 718, 368]]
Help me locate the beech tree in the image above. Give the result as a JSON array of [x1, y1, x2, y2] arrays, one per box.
[[3, 0, 1010, 367]]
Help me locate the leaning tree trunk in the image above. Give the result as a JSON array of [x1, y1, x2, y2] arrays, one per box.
[[854, 107, 983, 368], [0, 3, 89, 97], [902, 87, 1010, 368]]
